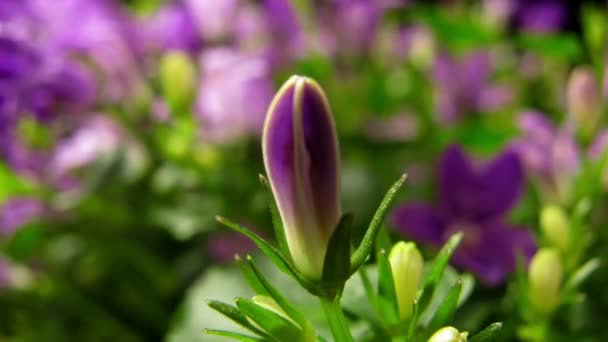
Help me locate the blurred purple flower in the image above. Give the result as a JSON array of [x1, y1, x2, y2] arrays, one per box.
[[207, 232, 256, 263], [513, 0, 566, 34], [0, 198, 44, 236], [184, 0, 238, 42], [142, 2, 201, 54], [512, 111, 579, 196], [260, 0, 305, 66], [433, 51, 512, 123], [196, 48, 273, 143], [392, 145, 536, 285]]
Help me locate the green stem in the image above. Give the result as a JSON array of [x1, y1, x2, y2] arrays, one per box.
[[319, 296, 354, 342]]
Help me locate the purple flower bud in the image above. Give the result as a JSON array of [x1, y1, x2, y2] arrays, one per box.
[[262, 76, 341, 279], [567, 66, 600, 135]]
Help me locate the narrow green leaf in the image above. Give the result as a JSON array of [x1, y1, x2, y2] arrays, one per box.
[[417, 233, 462, 312], [358, 266, 379, 315], [376, 249, 399, 324], [215, 216, 299, 279], [469, 322, 503, 342], [259, 174, 291, 260], [207, 300, 268, 337], [246, 256, 310, 331], [204, 329, 265, 342], [236, 255, 269, 296], [406, 300, 420, 340], [426, 280, 462, 333], [564, 258, 601, 293], [322, 214, 353, 286], [351, 174, 407, 272], [235, 298, 303, 341]]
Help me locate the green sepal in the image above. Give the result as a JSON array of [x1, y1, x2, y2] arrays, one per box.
[[207, 300, 269, 337], [215, 216, 313, 290], [376, 249, 400, 325], [235, 297, 303, 341], [469, 322, 503, 342], [351, 174, 407, 272], [236, 255, 269, 296], [322, 214, 354, 290], [417, 233, 462, 312], [426, 279, 462, 334], [203, 329, 266, 342], [259, 174, 291, 261], [244, 255, 311, 332]]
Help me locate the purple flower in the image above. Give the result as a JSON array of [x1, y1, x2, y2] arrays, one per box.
[[392, 145, 536, 285], [196, 48, 273, 143], [0, 198, 44, 236], [207, 231, 257, 263], [513, 0, 567, 34], [512, 111, 579, 201], [141, 2, 202, 54], [433, 51, 512, 123], [262, 76, 341, 279], [260, 0, 305, 66]]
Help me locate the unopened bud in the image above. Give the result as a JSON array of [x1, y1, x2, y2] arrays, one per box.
[[567, 66, 600, 136], [429, 326, 468, 342], [159, 51, 197, 112], [540, 205, 570, 252], [388, 241, 424, 321], [528, 248, 562, 315]]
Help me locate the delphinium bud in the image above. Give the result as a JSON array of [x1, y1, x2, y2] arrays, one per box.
[[428, 326, 468, 342], [262, 76, 341, 280], [540, 205, 570, 253], [528, 248, 563, 315], [159, 51, 197, 112], [388, 241, 424, 320]]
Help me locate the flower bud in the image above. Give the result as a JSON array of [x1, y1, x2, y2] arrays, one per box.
[[428, 326, 468, 342], [528, 248, 562, 315], [159, 51, 197, 112], [388, 241, 424, 320], [567, 66, 600, 136], [540, 205, 570, 252], [262, 76, 341, 280]]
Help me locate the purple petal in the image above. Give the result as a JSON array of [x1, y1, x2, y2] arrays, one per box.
[[208, 231, 256, 263], [0, 198, 44, 236], [391, 203, 447, 245], [438, 145, 478, 217], [478, 150, 524, 218], [453, 222, 537, 286]]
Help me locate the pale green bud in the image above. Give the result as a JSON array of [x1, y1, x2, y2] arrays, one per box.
[[428, 326, 468, 342], [389, 241, 424, 321], [528, 248, 563, 315], [540, 205, 570, 252], [159, 51, 197, 112]]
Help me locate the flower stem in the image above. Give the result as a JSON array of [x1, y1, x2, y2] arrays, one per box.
[[319, 296, 354, 342]]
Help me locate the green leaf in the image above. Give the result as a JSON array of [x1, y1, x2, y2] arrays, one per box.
[[245, 256, 310, 331], [418, 233, 462, 311], [235, 298, 303, 341], [516, 33, 581, 60], [376, 249, 399, 324], [259, 174, 291, 260], [469, 322, 503, 342], [203, 329, 265, 342], [236, 255, 269, 296], [426, 279, 462, 333], [322, 214, 353, 287], [564, 258, 601, 293], [207, 300, 268, 337], [216, 216, 303, 283], [351, 174, 407, 272]]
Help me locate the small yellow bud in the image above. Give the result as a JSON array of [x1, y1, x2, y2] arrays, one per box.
[[159, 51, 197, 112], [528, 249, 562, 315], [540, 205, 570, 252], [428, 326, 468, 342], [388, 241, 424, 321]]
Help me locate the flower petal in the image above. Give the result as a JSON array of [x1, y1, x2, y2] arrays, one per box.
[[478, 149, 524, 218], [391, 203, 447, 245], [438, 145, 479, 218]]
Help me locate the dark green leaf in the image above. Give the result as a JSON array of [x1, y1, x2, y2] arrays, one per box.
[[426, 280, 462, 333], [207, 300, 268, 337], [245, 256, 310, 331], [235, 298, 303, 341], [419, 233, 462, 311], [322, 214, 353, 287], [204, 329, 265, 342], [376, 249, 399, 324], [351, 174, 407, 272], [469, 322, 503, 342], [564, 258, 600, 293]]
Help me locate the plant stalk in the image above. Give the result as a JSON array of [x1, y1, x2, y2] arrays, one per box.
[[319, 296, 354, 342]]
